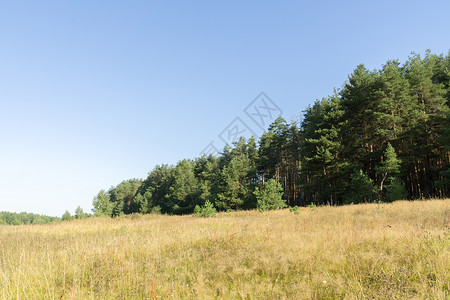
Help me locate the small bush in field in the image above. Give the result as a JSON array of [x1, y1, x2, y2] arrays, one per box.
[[151, 205, 161, 214], [289, 205, 299, 214], [385, 177, 407, 202], [193, 200, 216, 218], [254, 179, 286, 212]]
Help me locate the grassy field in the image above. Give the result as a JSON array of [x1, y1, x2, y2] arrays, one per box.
[[0, 200, 449, 299]]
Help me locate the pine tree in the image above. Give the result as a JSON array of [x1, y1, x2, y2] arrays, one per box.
[[344, 170, 378, 204], [216, 155, 253, 210], [137, 164, 175, 212], [193, 200, 216, 218], [133, 191, 153, 214], [300, 93, 347, 205], [109, 179, 143, 215], [385, 177, 407, 202], [194, 155, 220, 205], [375, 143, 402, 192], [340, 64, 380, 170], [254, 179, 286, 212], [61, 210, 72, 221], [374, 60, 411, 141], [403, 52, 448, 198], [168, 159, 200, 214], [437, 111, 450, 192]]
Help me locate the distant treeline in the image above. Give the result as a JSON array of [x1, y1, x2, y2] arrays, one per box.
[[0, 206, 92, 225], [0, 211, 60, 225], [88, 50, 447, 216]]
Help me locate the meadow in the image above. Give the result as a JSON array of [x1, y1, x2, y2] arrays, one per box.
[[0, 200, 449, 299]]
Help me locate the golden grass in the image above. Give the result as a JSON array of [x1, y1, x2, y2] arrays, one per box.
[[0, 200, 449, 299]]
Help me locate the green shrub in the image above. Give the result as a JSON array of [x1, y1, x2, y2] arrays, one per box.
[[193, 200, 216, 218], [61, 210, 73, 221], [254, 179, 286, 212], [385, 177, 407, 202], [344, 169, 378, 204], [151, 205, 161, 214], [289, 205, 299, 214]]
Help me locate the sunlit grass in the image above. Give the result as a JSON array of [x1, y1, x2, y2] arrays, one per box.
[[0, 200, 449, 299]]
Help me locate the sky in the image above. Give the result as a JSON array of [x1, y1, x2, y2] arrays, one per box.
[[1, 0, 449, 217]]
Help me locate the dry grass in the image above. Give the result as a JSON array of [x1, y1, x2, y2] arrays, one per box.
[[0, 200, 449, 299]]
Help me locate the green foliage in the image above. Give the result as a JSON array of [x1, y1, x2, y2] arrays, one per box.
[[301, 51, 449, 202], [194, 155, 220, 206], [344, 170, 379, 204], [110, 179, 143, 215], [61, 210, 73, 221], [112, 201, 125, 217], [138, 164, 175, 212], [289, 205, 299, 214], [92, 179, 144, 218], [376, 143, 401, 176], [150, 205, 161, 214], [0, 211, 60, 225], [216, 154, 254, 211], [439, 168, 450, 188], [385, 177, 407, 202], [92, 190, 114, 217], [87, 50, 450, 215], [193, 200, 216, 218], [258, 118, 301, 206], [168, 159, 201, 214], [376, 143, 402, 192], [75, 206, 88, 219], [300, 92, 346, 205], [254, 179, 286, 212], [134, 191, 153, 214], [437, 112, 450, 190]]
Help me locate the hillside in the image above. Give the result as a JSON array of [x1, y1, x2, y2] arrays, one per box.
[[0, 199, 448, 299]]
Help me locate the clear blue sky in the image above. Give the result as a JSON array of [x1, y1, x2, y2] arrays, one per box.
[[1, 0, 449, 217]]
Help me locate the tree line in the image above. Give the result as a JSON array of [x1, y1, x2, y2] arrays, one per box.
[[0, 211, 60, 225], [90, 50, 449, 217], [0, 206, 92, 225]]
